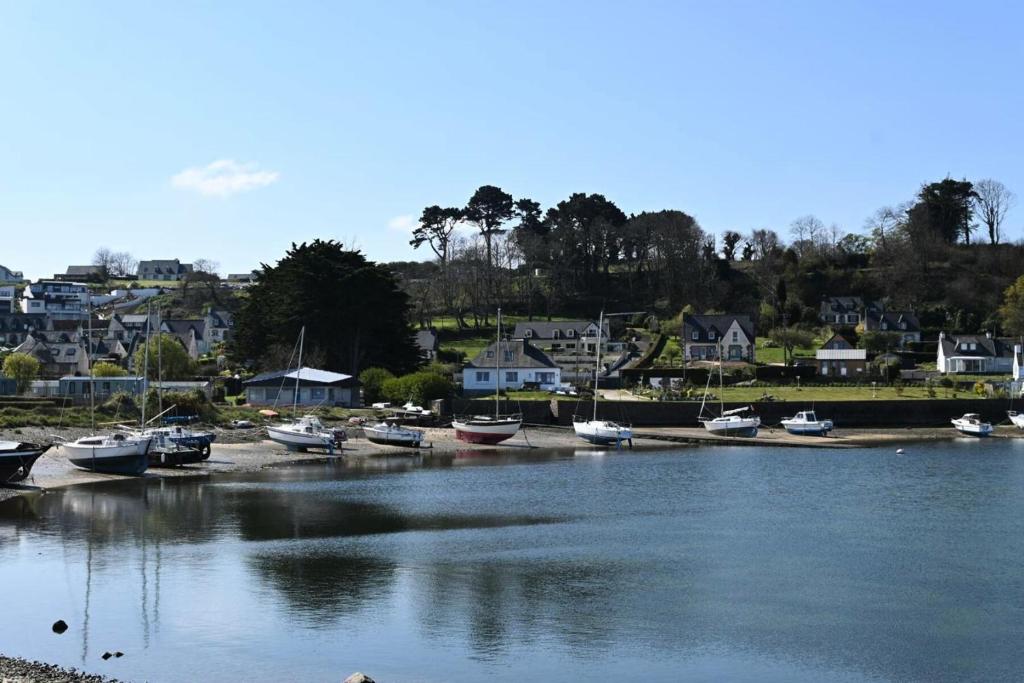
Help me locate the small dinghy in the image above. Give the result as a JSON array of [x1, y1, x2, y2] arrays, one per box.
[[0, 441, 51, 484], [951, 413, 993, 437], [781, 410, 834, 436], [364, 422, 425, 449]]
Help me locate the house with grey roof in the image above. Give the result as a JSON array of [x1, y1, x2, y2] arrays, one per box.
[[56, 265, 106, 283], [510, 319, 616, 384], [243, 367, 361, 407], [0, 264, 24, 284], [160, 319, 208, 359], [681, 314, 756, 363], [819, 296, 872, 327], [864, 309, 921, 346], [462, 339, 560, 392], [415, 328, 439, 361], [137, 259, 194, 281], [937, 332, 1018, 374]]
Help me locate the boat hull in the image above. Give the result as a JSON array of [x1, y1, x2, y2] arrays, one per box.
[[572, 421, 633, 446], [1008, 412, 1024, 430], [266, 426, 336, 452], [452, 419, 521, 445], [702, 420, 760, 438], [365, 430, 422, 448], [148, 447, 205, 467], [0, 444, 50, 483], [953, 425, 992, 437], [781, 422, 834, 436]]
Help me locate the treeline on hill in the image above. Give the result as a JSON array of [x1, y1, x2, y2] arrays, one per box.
[[389, 178, 1024, 336]]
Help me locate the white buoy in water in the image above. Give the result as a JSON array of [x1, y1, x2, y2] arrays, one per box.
[[896, 448, 905, 455]]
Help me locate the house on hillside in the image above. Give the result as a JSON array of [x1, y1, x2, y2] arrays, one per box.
[[815, 333, 868, 377], [243, 367, 361, 407], [864, 309, 921, 346], [0, 264, 24, 284], [0, 286, 15, 314], [205, 309, 233, 346], [462, 339, 560, 392], [137, 259, 194, 281], [161, 319, 208, 359], [511, 319, 618, 384], [681, 314, 756, 363], [819, 297, 867, 326], [937, 332, 1016, 374], [0, 313, 47, 349], [56, 265, 106, 283], [14, 335, 90, 377], [20, 280, 90, 319], [415, 328, 439, 362]]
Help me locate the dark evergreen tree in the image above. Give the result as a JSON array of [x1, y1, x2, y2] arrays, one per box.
[[230, 240, 421, 375]]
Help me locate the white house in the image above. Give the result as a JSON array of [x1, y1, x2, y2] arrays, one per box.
[[462, 339, 561, 392], [681, 314, 756, 363], [937, 332, 1015, 374], [20, 280, 90, 319]]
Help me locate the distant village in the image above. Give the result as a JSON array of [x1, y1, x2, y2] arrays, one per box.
[[3, 252, 1024, 413]]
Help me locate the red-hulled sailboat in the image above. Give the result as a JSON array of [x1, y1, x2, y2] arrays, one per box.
[[452, 309, 522, 444]]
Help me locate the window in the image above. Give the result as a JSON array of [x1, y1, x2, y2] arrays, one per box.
[[567, 329, 575, 338], [311, 387, 325, 400], [486, 350, 494, 358], [524, 330, 533, 338], [504, 351, 514, 362], [900, 322, 906, 330], [552, 330, 560, 339], [691, 331, 699, 340], [881, 322, 888, 330], [475, 371, 490, 383], [709, 331, 716, 340], [732, 331, 738, 342], [505, 371, 518, 383]]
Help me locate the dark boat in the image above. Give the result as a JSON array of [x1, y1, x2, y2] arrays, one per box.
[[0, 441, 52, 484]]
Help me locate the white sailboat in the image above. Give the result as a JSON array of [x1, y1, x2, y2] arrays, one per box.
[[698, 342, 760, 437], [951, 413, 993, 437], [63, 306, 151, 475], [452, 309, 522, 444], [265, 327, 339, 453], [363, 422, 425, 449], [573, 310, 632, 447], [1008, 411, 1024, 430]]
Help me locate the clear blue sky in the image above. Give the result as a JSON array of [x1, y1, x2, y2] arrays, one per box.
[[2, 1, 1022, 280]]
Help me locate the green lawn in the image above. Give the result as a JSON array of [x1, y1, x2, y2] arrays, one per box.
[[755, 344, 817, 365]]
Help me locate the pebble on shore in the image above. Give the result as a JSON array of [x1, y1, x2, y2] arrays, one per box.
[[0, 655, 119, 683]]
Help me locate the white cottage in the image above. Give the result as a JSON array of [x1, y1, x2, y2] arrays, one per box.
[[937, 332, 1015, 374], [681, 314, 756, 363], [462, 339, 561, 393]]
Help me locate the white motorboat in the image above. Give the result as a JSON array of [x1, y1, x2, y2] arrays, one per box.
[[572, 417, 633, 446], [701, 408, 761, 437], [1008, 411, 1024, 430], [63, 434, 152, 476], [781, 410, 834, 436], [363, 422, 425, 449], [399, 402, 432, 417], [453, 309, 522, 445], [572, 309, 632, 448], [267, 415, 339, 452], [951, 413, 993, 437]]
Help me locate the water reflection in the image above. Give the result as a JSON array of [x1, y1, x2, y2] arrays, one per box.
[[0, 446, 1023, 682]]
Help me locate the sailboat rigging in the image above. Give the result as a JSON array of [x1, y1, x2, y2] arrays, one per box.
[[452, 309, 523, 444], [265, 326, 340, 453], [697, 340, 760, 437], [572, 310, 632, 447]]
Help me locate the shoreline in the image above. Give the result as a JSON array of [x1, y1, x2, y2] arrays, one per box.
[[2, 423, 1020, 506], [0, 654, 118, 683]]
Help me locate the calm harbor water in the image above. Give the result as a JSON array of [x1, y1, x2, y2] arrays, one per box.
[[2, 440, 1024, 682]]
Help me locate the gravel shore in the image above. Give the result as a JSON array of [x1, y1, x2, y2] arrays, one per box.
[[0, 655, 118, 682]]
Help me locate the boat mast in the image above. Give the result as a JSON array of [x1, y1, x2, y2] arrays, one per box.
[[86, 302, 95, 431], [293, 326, 305, 416], [593, 310, 604, 421], [718, 339, 725, 415], [156, 308, 163, 418], [141, 304, 151, 429], [495, 308, 501, 418]]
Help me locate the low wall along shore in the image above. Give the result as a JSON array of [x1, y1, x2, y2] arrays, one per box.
[[457, 398, 1019, 428]]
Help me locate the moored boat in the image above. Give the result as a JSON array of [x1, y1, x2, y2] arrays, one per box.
[[364, 422, 425, 448], [63, 434, 152, 476], [701, 407, 761, 438], [951, 413, 993, 437], [452, 308, 522, 445], [147, 425, 216, 458], [0, 441, 51, 484], [452, 414, 523, 444], [267, 415, 339, 452], [781, 410, 834, 436], [572, 417, 633, 446], [1008, 411, 1024, 430]]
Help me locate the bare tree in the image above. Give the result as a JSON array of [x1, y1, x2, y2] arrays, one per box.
[[790, 215, 824, 257], [110, 251, 137, 277], [973, 179, 1015, 245], [193, 258, 220, 275], [863, 205, 906, 251], [92, 247, 114, 274]]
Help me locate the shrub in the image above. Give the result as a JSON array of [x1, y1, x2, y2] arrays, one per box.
[[145, 388, 214, 421], [99, 391, 138, 417], [359, 367, 395, 404], [2, 353, 40, 394], [382, 371, 453, 406], [92, 361, 128, 377]]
